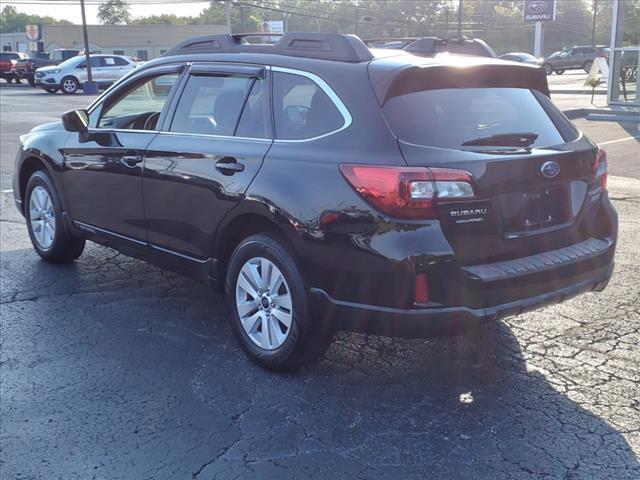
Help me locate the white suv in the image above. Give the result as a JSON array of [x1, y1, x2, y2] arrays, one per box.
[[35, 54, 138, 94]]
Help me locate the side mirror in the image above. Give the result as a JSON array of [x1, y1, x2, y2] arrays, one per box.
[[62, 109, 89, 133]]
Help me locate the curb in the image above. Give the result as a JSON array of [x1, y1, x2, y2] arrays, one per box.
[[551, 89, 607, 95], [562, 107, 640, 120], [586, 113, 640, 123]]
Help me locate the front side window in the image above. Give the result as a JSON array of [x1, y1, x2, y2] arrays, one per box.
[[97, 73, 178, 130], [77, 57, 101, 69], [170, 74, 254, 136], [272, 71, 344, 140]]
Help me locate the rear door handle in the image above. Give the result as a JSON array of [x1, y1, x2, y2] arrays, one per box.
[[216, 157, 244, 175]]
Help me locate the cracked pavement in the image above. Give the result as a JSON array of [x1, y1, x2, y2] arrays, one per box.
[[1, 86, 639, 479]]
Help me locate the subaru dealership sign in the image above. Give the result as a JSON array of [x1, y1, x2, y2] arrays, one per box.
[[523, 0, 556, 22]]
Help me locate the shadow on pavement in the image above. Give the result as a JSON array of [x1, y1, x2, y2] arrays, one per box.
[[1, 247, 638, 478]]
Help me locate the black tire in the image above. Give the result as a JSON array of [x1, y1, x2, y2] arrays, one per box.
[[583, 61, 593, 73], [44, 87, 58, 94], [14, 77, 22, 84], [543, 63, 553, 76], [25, 170, 85, 263], [555, 69, 565, 75], [61, 76, 79, 94], [225, 232, 333, 371]]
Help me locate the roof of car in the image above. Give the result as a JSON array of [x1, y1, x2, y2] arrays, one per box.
[[154, 33, 520, 71]]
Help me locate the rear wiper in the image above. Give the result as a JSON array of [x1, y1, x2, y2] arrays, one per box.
[[461, 132, 538, 148]]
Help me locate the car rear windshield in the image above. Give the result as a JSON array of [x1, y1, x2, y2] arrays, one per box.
[[382, 87, 566, 150]]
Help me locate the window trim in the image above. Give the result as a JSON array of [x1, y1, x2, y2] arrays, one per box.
[[87, 64, 185, 132], [271, 66, 352, 143], [162, 63, 272, 140]]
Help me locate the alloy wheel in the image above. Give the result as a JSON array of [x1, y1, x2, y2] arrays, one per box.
[[63, 79, 76, 93], [235, 257, 293, 350], [29, 186, 56, 250]]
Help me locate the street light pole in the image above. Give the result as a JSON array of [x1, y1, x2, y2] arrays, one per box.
[[225, 0, 232, 35], [457, 0, 463, 37], [591, 0, 598, 45], [80, 0, 92, 83]]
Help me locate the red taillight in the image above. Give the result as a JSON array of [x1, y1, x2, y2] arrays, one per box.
[[414, 272, 430, 303], [339, 164, 475, 220], [594, 147, 607, 190]]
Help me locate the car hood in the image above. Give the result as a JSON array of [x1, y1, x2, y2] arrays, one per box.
[[31, 121, 64, 132], [36, 65, 59, 73]]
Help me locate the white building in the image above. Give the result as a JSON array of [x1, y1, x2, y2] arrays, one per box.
[[1, 24, 226, 61]]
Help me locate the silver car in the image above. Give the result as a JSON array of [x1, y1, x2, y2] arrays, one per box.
[[34, 54, 138, 94]]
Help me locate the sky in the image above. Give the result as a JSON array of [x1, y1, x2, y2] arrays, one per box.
[[3, 1, 211, 24]]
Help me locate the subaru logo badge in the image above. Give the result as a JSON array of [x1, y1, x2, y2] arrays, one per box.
[[541, 161, 561, 178]]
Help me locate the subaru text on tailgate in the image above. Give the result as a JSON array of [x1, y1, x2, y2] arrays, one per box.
[[12, 33, 617, 371]]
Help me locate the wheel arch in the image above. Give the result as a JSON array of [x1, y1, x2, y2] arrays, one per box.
[[18, 156, 51, 214], [214, 208, 303, 292], [60, 75, 79, 91]]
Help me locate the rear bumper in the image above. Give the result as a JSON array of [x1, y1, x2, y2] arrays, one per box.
[[311, 238, 615, 338]]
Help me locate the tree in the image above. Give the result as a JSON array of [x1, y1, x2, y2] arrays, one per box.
[[0, 5, 72, 33], [97, 0, 132, 25], [131, 14, 191, 25]]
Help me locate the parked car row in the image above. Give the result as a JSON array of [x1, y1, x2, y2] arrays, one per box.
[[2, 50, 139, 94]]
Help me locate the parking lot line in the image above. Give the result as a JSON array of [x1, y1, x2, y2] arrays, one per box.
[[1, 189, 13, 194], [599, 135, 640, 146]]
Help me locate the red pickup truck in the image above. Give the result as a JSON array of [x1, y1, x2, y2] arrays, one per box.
[[0, 52, 27, 83]]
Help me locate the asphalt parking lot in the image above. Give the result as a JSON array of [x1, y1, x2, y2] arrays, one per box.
[[1, 84, 639, 479]]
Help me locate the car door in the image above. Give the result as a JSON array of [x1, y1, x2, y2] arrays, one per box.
[[112, 56, 135, 81], [143, 63, 272, 261], [75, 56, 101, 83], [99, 56, 122, 83], [61, 65, 183, 243], [557, 49, 574, 69]]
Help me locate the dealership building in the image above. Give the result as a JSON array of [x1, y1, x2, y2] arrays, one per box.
[[0, 23, 226, 61], [608, 0, 639, 106]]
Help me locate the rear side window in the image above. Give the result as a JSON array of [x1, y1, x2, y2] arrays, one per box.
[[170, 75, 253, 136], [272, 71, 344, 140], [382, 88, 566, 150]]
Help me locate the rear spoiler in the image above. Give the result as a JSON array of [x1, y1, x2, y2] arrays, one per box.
[[372, 63, 550, 105]]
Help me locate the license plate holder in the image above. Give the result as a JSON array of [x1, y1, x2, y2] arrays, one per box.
[[498, 185, 571, 233]]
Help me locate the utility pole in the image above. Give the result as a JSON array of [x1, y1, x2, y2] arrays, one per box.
[[225, 0, 232, 35], [444, 7, 449, 38], [79, 0, 94, 93], [240, 6, 245, 34], [355, 7, 359, 36], [591, 0, 598, 45], [457, 0, 463, 37]]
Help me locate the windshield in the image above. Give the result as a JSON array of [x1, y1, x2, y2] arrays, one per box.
[[56, 56, 83, 68], [520, 53, 538, 61], [382, 87, 566, 150]]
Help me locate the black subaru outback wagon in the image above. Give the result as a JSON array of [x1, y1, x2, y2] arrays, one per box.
[[13, 33, 616, 371]]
